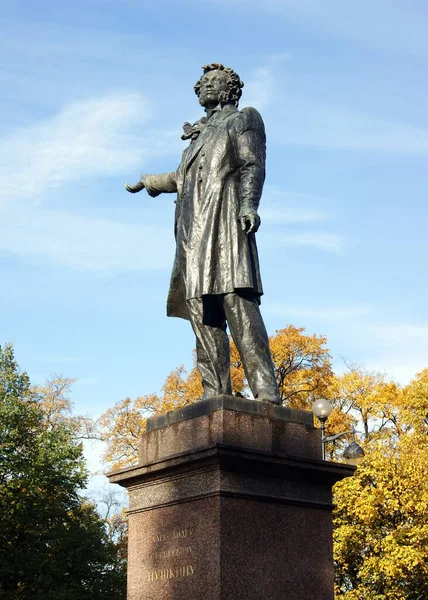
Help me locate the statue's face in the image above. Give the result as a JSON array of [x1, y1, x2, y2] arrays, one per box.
[[198, 70, 230, 108]]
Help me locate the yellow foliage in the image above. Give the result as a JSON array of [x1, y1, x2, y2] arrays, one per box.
[[269, 325, 333, 407], [323, 367, 403, 460], [334, 428, 428, 599], [400, 368, 428, 434], [98, 358, 204, 470], [230, 341, 246, 394], [97, 395, 157, 470], [160, 362, 203, 413]]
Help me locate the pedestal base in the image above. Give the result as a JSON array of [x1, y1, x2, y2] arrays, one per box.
[[108, 396, 354, 600]]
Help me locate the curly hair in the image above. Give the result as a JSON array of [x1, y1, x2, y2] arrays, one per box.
[[194, 63, 244, 107]]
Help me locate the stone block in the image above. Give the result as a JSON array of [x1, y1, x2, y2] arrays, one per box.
[[108, 396, 354, 599]]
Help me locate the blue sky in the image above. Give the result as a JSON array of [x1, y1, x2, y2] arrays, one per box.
[[1, 0, 428, 483]]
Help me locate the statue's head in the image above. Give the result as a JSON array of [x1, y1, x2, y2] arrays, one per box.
[[194, 63, 244, 109]]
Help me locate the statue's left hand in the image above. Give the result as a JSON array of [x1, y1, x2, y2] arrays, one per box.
[[239, 214, 261, 234]]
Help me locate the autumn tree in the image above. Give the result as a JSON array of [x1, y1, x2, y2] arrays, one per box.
[[0, 343, 126, 599], [333, 368, 428, 599], [319, 364, 402, 461], [32, 375, 95, 439], [269, 325, 333, 406], [98, 360, 204, 470]]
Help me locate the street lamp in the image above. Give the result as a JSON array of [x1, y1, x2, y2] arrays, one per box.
[[312, 399, 333, 460], [343, 439, 365, 466], [311, 399, 365, 465]]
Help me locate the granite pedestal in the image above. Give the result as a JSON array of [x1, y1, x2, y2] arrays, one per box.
[[107, 395, 354, 600]]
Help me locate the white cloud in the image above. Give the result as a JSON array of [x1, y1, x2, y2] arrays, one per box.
[[0, 93, 155, 205], [0, 93, 181, 271]]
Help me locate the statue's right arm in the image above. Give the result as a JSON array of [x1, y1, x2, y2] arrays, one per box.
[[125, 172, 177, 197]]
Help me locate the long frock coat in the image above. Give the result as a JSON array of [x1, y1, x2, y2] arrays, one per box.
[[145, 103, 266, 321]]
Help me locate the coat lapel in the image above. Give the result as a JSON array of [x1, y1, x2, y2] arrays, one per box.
[[184, 105, 237, 172], [183, 127, 210, 172]]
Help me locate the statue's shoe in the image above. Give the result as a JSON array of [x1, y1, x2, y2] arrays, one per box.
[[255, 392, 282, 405]]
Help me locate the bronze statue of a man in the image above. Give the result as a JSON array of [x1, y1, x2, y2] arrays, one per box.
[[126, 63, 280, 404]]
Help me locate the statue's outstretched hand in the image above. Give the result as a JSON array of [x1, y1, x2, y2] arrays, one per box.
[[239, 214, 261, 235], [125, 175, 161, 197], [125, 180, 145, 194]]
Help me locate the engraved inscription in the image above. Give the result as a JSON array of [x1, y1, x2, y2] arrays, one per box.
[[145, 526, 196, 583], [152, 528, 194, 543], [147, 564, 194, 582], [154, 545, 193, 559]]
